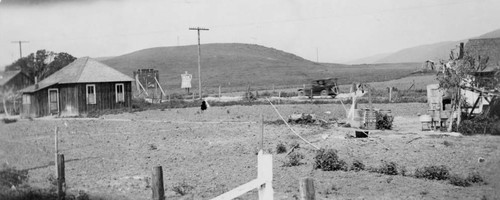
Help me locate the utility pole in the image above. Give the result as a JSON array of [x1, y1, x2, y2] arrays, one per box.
[[189, 27, 209, 99], [11, 41, 29, 58]]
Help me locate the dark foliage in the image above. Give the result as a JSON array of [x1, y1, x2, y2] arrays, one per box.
[[373, 161, 399, 175], [466, 171, 485, 184], [5, 50, 76, 82], [1, 118, 18, 124], [375, 112, 394, 130], [172, 181, 194, 196], [0, 164, 28, 187], [283, 152, 304, 167], [448, 174, 471, 187], [314, 149, 348, 171], [414, 165, 450, 180], [276, 143, 287, 154], [458, 115, 499, 135], [350, 160, 365, 171]]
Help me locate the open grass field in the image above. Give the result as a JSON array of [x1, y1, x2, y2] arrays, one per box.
[[1, 103, 499, 200]]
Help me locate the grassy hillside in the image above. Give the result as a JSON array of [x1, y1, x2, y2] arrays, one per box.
[[349, 28, 500, 64], [473, 28, 500, 39], [101, 43, 421, 94], [375, 41, 465, 63], [102, 43, 338, 91]]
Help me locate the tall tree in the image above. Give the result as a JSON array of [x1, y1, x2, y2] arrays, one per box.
[[437, 50, 493, 131], [4, 50, 76, 82]]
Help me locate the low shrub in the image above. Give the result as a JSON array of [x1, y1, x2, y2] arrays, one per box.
[[1, 118, 17, 124], [414, 165, 450, 180], [172, 181, 195, 196], [466, 171, 484, 184], [283, 152, 305, 167], [276, 142, 287, 154], [314, 149, 348, 171], [375, 112, 394, 130], [374, 161, 399, 175], [448, 174, 471, 187], [458, 115, 499, 135], [350, 160, 365, 171], [0, 164, 28, 188]]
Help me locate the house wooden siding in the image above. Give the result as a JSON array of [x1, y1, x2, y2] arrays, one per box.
[[77, 82, 132, 115], [22, 82, 132, 118], [0, 71, 33, 93]]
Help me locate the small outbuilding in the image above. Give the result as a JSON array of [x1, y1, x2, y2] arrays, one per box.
[[0, 70, 33, 93], [20, 57, 134, 118]]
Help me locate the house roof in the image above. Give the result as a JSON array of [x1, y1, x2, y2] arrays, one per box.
[[0, 70, 22, 86], [21, 57, 133, 93]]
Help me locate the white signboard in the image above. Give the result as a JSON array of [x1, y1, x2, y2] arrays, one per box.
[[181, 71, 192, 89]]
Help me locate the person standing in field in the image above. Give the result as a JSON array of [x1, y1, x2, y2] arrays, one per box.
[[201, 99, 209, 113]]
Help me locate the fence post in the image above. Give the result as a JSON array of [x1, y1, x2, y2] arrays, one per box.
[[299, 177, 315, 200], [54, 127, 59, 175], [389, 87, 392, 102], [257, 150, 273, 200], [152, 166, 165, 200], [57, 154, 65, 200]]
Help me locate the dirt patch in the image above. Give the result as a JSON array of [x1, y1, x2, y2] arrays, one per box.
[[0, 103, 499, 199]]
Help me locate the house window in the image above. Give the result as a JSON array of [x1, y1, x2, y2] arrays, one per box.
[[116, 83, 124, 102], [86, 84, 96, 104], [22, 94, 31, 104]]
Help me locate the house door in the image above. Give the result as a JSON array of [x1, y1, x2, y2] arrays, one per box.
[[48, 89, 59, 115]]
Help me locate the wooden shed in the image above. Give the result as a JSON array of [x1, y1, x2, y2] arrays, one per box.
[[20, 57, 134, 118], [0, 70, 33, 93]]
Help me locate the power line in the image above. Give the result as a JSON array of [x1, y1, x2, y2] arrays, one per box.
[[11, 41, 29, 58], [189, 27, 209, 99]]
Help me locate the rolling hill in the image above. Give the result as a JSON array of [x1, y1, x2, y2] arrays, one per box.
[[100, 43, 421, 94], [350, 28, 500, 64], [101, 43, 341, 92]]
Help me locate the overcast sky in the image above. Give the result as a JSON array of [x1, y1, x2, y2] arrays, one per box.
[[1, 0, 500, 70]]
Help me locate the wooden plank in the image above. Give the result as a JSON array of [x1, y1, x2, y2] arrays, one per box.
[[152, 166, 165, 200], [211, 179, 263, 200], [57, 154, 65, 200], [300, 177, 315, 200]]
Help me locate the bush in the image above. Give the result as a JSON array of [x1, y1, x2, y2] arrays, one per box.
[[283, 152, 305, 167], [458, 115, 499, 135], [276, 142, 287, 154], [1, 118, 17, 124], [0, 164, 28, 188], [374, 161, 399, 175], [466, 171, 484, 184], [172, 181, 195, 196], [414, 165, 450, 180], [448, 174, 471, 187], [375, 112, 393, 130], [314, 149, 348, 171], [350, 160, 365, 171]]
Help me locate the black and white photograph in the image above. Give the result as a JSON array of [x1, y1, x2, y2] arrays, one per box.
[[0, 0, 499, 199]]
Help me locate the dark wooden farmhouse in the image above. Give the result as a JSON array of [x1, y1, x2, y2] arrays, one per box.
[[0, 70, 33, 94], [20, 57, 134, 118]]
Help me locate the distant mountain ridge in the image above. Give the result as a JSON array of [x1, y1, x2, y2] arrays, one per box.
[[350, 28, 500, 64]]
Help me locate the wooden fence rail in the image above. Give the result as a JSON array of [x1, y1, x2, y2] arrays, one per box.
[[211, 150, 273, 200]]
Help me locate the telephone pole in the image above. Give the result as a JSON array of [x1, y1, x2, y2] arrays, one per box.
[[189, 27, 209, 99], [316, 48, 319, 63], [11, 41, 29, 58]]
